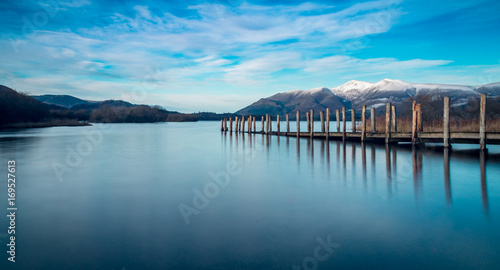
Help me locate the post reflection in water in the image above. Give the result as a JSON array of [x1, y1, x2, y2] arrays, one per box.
[[310, 138, 315, 178], [385, 144, 392, 198], [361, 143, 367, 189], [371, 145, 376, 177], [296, 137, 300, 167], [412, 147, 423, 201], [336, 141, 341, 173], [326, 141, 330, 176], [229, 133, 492, 217], [480, 150, 489, 216], [444, 148, 452, 205], [342, 141, 347, 183], [352, 143, 356, 182], [392, 146, 397, 177]]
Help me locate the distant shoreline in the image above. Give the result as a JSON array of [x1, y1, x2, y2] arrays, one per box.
[[0, 119, 92, 130]]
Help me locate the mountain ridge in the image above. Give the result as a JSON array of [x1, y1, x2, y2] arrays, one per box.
[[236, 79, 500, 116]]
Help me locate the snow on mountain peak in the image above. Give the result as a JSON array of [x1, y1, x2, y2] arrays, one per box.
[[306, 87, 332, 94], [334, 80, 373, 92], [373, 79, 412, 90]]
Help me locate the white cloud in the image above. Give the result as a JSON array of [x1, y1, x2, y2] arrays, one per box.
[[3, 0, 495, 113], [304, 55, 452, 74]]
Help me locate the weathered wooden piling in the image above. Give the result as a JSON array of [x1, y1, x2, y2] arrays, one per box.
[[326, 108, 330, 139], [265, 114, 268, 133], [241, 117, 244, 133], [306, 112, 310, 133], [417, 104, 423, 132], [342, 107, 346, 140], [248, 116, 251, 133], [224, 95, 498, 150], [320, 111, 325, 132], [270, 115, 273, 132], [277, 115, 280, 132], [443, 97, 450, 148], [391, 106, 397, 132], [261, 116, 264, 132], [385, 103, 391, 144], [370, 107, 376, 132], [351, 109, 356, 133], [296, 111, 300, 137], [361, 105, 366, 141], [336, 110, 340, 132], [310, 110, 314, 137], [480, 94, 487, 150], [286, 114, 290, 134], [412, 101, 418, 145]]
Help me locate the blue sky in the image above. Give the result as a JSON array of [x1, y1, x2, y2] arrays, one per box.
[[1, 0, 500, 112]]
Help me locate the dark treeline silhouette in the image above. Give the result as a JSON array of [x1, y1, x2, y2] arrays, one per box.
[[1, 85, 52, 126], [88, 105, 196, 123], [0, 85, 197, 128]]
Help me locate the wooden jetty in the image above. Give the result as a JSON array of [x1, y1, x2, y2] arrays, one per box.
[[221, 94, 500, 150]]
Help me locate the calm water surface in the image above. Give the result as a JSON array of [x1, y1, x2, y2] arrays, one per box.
[[0, 122, 499, 270]]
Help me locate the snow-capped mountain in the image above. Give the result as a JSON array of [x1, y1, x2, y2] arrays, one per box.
[[236, 79, 500, 116]]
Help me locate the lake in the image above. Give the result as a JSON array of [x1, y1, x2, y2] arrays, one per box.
[[0, 121, 499, 269]]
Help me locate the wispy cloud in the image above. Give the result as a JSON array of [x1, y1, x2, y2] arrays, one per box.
[[1, 0, 499, 112]]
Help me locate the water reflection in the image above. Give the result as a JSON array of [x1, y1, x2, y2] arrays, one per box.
[[229, 134, 493, 217], [480, 150, 489, 216], [444, 148, 452, 205]]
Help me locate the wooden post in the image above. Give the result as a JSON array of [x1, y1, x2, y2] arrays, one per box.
[[351, 109, 356, 132], [224, 118, 227, 131], [480, 94, 487, 150], [229, 117, 233, 132], [417, 104, 423, 132], [385, 103, 391, 144], [266, 114, 270, 133], [336, 110, 340, 132], [270, 115, 273, 132], [220, 119, 224, 131], [248, 116, 251, 133], [296, 111, 300, 137], [361, 105, 366, 141], [261, 116, 264, 132], [310, 109, 314, 137], [342, 107, 346, 140], [370, 107, 376, 132], [412, 101, 418, 145], [391, 106, 397, 132], [326, 108, 330, 139], [253, 117, 256, 133], [242, 116, 245, 133], [306, 112, 310, 133], [277, 115, 280, 133], [443, 97, 450, 148], [320, 111, 325, 132], [286, 114, 290, 134]]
